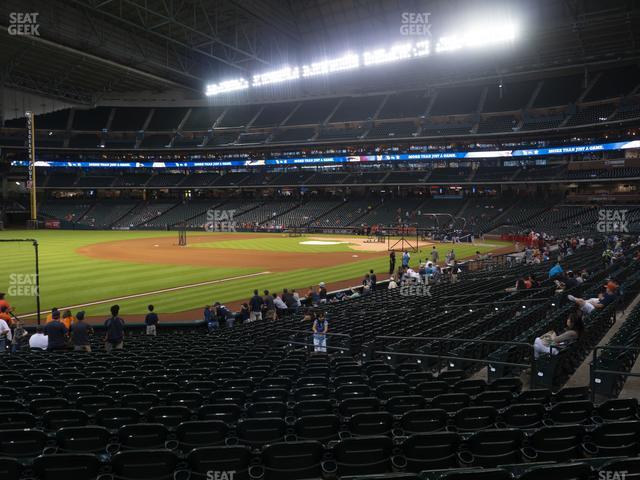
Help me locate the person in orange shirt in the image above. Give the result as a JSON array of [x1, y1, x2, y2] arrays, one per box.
[[0, 293, 12, 313], [62, 310, 76, 330], [0, 306, 12, 327], [46, 307, 59, 324]]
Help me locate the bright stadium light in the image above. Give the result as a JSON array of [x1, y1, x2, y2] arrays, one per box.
[[205, 78, 249, 96], [437, 21, 518, 53], [252, 66, 300, 87], [302, 53, 360, 77], [363, 43, 412, 66], [412, 40, 430, 57], [435, 35, 464, 53]]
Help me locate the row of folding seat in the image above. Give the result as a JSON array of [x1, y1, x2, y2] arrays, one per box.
[[0, 387, 616, 429], [4, 408, 640, 459], [2, 422, 640, 480]]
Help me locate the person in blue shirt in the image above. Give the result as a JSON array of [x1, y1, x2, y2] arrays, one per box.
[[312, 313, 329, 353], [402, 251, 410, 268], [204, 305, 217, 332], [549, 261, 564, 279]]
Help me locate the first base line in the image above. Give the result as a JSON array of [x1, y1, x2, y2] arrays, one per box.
[[19, 271, 272, 318]]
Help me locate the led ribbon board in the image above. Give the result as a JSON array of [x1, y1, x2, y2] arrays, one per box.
[[10, 140, 640, 169]]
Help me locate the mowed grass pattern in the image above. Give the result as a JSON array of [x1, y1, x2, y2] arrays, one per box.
[[0, 230, 255, 316], [0, 230, 508, 319]]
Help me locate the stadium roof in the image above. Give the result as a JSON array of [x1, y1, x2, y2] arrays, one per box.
[[1, 0, 639, 105]]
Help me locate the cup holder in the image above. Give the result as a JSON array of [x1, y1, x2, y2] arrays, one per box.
[[391, 455, 407, 471], [321, 460, 338, 479], [248, 465, 265, 480]]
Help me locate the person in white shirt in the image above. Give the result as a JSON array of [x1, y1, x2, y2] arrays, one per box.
[[292, 289, 302, 308], [29, 325, 48, 350], [388, 277, 398, 289], [0, 318, 11, 352], [273, 294, 288, 311]]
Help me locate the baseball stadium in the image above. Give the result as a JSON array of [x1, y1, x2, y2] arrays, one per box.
[[2, 1, 640, 479]]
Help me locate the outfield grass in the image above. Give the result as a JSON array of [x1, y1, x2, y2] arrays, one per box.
[[0, 230, 509, 319]]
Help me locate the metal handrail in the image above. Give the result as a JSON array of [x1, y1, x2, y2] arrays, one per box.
[[373, 335, 536, 388], [590, 344, 640, 401]]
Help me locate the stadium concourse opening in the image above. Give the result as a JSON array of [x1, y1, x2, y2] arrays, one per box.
[[2, 0, 640, 479]]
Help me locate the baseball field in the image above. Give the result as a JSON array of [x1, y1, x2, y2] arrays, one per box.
[[0, 230, 512, 324]]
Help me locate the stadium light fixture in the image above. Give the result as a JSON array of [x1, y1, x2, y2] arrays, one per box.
[[204, 21, 516, 96], [252, 66, 300, 87], [437, 21, 518, 53], [205, 78, 249, 96], [363, 43, 412, 66], [302, 53, 360, 77]]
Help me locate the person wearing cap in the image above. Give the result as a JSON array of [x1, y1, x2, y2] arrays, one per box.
[[45, 307, 59, 324], [71, 311, 93, 352], [29, 325, 48, 350], [44, 310, 68, 351], [62, 309, 76, 330], [568, 282, 619, 314], [388, 277, 398, 289]]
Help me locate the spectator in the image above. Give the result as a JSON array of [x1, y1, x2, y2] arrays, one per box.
[[104, 304, 125, 351], [249, 290, 263, 322], [548, 261, 564, 279], [533, 310, 584, 358], [62, 310, 75, 330], [388, 277, 398, 289], [204, 305, 217, 332], [45, 307, 59, 324], [71, 311, 93, 352], [11, 319, 28, 353], [568, 282, 618, 314], [145, 305, 159, 336], [0, 305, 12, 326], [29, 325, 48, 350], [263, 290, 276, 320], [312, 312, 329, 353], [318, 282, 328, 304], [44, 310, 68, 351], [274, 293, 288, 316], [369, 270, 377, 290], [0, 313, 11, 352], [0, 292, 11, 313], [282, 288, 296, 311], [213, 302, 234, 328], [237, 303, 250, 324], [292, 289, 302, 309]]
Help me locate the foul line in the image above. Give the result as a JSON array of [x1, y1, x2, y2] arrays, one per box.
[[19, 271, 272, 318]]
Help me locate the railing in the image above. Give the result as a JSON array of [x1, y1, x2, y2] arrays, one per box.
[[274, 328, 352, 355], [590, 344, 640, 401], [371, 335, 537, 388]]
